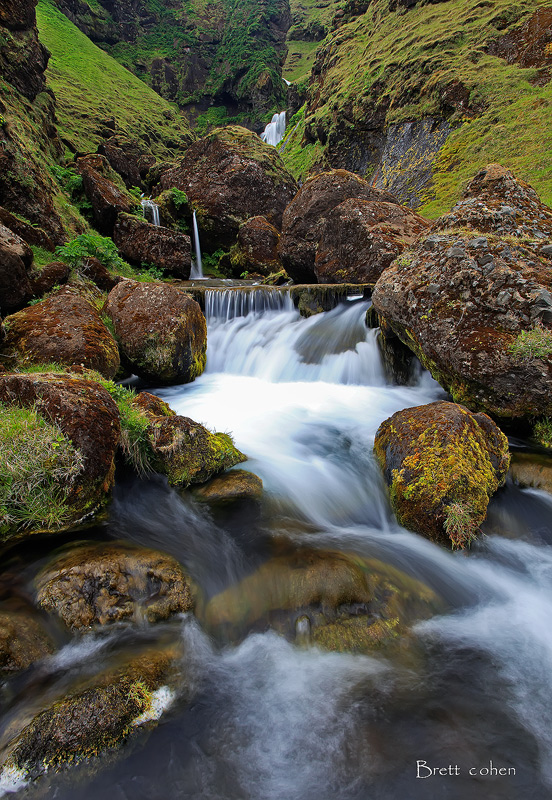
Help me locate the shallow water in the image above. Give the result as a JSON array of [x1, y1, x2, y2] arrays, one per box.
[[2, 296, 552, 799]]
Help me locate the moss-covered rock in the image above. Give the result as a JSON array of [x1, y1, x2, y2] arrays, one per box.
[[105, 280, 206, 384], [1, 286, 120, 379], [76, 154, 141, 236], [229, 216, 283, 278], [0, 609, 55, 676], [193, 469, 263, 505], [374, 400, 510, 548], [113, 213, 191, 278]]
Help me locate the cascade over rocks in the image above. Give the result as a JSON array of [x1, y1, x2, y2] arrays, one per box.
[[0, 223, 34, 313], [0, 372, 120, 527], [76, 154, 141, 235], [314, 198, 430, 284], [158, 126, 298, 250], [229, 216, 283, 277], [113, 213, 191, 278], [280, 170, 399, 283], [372, 164, 552, 419], [106, 280, 207, 384], [374, 401, 510, 548], [36, 542, 195, 630], [1, 286, 120, 379]]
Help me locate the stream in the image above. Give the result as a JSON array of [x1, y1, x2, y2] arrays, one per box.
[[2, 295, 552, 799]]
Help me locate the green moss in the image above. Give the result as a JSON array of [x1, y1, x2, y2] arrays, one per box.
[[533, 417, 552, 448]]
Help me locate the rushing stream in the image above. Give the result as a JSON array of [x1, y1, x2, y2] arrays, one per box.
[[2, 295, 552, 799]]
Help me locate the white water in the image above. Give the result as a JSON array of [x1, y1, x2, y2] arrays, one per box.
[[141, 197, 160, 226], [190, 210, 204, 279], [261, 111, 286, 147]]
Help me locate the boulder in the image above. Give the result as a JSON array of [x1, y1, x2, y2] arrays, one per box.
[[76, 154, 140, 235], [0, 372, 120, 529], [105, 280, 206, 384], [372, 164, 552, 419], [0, 223, 33, 313], [280, 170, 399, 283], [113, 213, 191, 278], [0, 609, 55, 675], [374, 401, 510, 547], [158, 126, 298, 250], [0, 207, 54, 251], [314, 198, 430, 284], [29, 261, 71, 297], [78, 256, 121, 292], [98, 135, 155, 188], [193, 469, 263, 504], [36, 541, 194, 630], [229, 216, 283, 277], [0, 0, 49, 100], [132, 391, 246, 486], [1, 286, 120, 379]]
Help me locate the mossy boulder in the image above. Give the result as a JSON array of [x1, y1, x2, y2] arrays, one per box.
[[29, 261, 71, 297], [76, 154, 141, 236], [1, 286, 120, 379], [193, 469, 263, 505], [36, 541, 195, 630], [374, 401, 510, 548], [0, 223, 34, 314], [158, 126, 298, 250], [98, 135, 156, 189], [113, 213, 191, 278], [105, 280, 206, 384], [0, 609, 55, 676], [372, 165, 552, 420], [0, 372, 120, 534], [132, 391, 246, 487], [229, 216, 283, 278]]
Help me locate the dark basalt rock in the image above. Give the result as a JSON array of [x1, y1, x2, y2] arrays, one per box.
[[229, 216, 282, 277], [76, 154, 140, 236], [0, 223, 34, 313], [113, 213, 191, 278]]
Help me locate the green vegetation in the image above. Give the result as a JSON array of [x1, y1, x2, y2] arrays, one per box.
[[443, 500, 479, 550], [509, 323, 552, 361], [533, 417, 552, 448], [97, 380, 153, 475], [0, 404, 84, 536], [54, 234, 170, 282]]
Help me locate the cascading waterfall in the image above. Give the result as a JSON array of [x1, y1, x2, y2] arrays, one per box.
[[204, 288, 294, 322], [190, 210, 204, 279], [141, 197, 160, 226], [261, 111, 286, 147]]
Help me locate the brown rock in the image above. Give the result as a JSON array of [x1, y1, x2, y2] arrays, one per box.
[[113, 213, 191, 277], [0, 223, 33, 313], [280, 170, 399, 283], [159, 126, 298, 249], [106, 280, 206, 384], [194, 469, 263, 504], [314, 198, 430, 284], [229, 216, 282, 277], [1, 286, 120, 379], [98, 135, 155, 188], [0, 610, 55, 675], [0, 372, 120, 521], [374, 401, 510, 547], [0, 207, 54, 251], [78, 256, 121, 292], [0, 0, 49, 100], [76, 154, 140, 235], [489, 8, 552, 70], [372, 164, 552, 419], [29, 261, 71, 297], [36, 542, 194, 630], [510, 452, 552, 494]]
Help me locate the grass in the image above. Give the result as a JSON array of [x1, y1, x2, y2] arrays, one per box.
[[0, 404, 84, 536], [533, 418, 552, 448], [508, 323, 552, 361], [97, 380, 153, 475], [443, 501, 480, 550]]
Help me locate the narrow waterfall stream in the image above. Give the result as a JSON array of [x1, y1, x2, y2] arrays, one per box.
[[141, 198, 160, 226], [261, 111, 286, 147], [190, 211, 204, 280], [3, 295, 552, 799]]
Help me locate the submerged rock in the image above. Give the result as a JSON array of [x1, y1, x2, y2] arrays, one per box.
[[36, 541, 194, 630], [372, 164, 552, 420], [1, 286, 120, 379], [374, 401, 510, 548], [0, 609, 55, 676], [113, 213, 191, 278], [509, 452, 552, 495], [105, 280, 206, 384]]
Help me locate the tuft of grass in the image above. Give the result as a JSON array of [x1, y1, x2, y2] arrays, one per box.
[[0, 404, 84, 535], [533, 418, 552, 448], [97, 380, 153, 475], [508, 322, 552, 361], [443, 501, 480, 550]]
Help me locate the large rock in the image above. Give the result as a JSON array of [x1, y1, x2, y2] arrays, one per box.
[[280, 170, 399, 283], [0, 609, 55, 675], [98, 135, 156, 188], [372, 164, 552, 419], [374, 401, 510, 548], [229, 216, 283, 277], [132, 392, 246, 486], [0, 0, 49, 100], [0, 372, 120, 529], [29, 261, 71, 297], [0, 223, 33, 313], [314, 198, 430, 284], [36, 542, 194, 630], [113, 213, 191, 278], [159, 126, 298, 250], [105, 280, 206, 384], [1, 286, 120, 379], [76, 154, 140, 235], [0, 206, 54, 251]]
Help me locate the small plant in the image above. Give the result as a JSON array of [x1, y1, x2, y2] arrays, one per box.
[[50, 164, 83, 196], [98, 379, 153, 475], [509, 322, 552, 361], [533, 417, 552, 448], [55, 234, 127, 271], [443, 501, 479, 550], [127, 680, 151, 708], [170, 189, 189, 210], [139, 263, 165, 281]]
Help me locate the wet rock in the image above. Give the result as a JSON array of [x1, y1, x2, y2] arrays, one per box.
[[374, 401, 510, 547], [0, 610, 55, 675], [280, 170, 399, 283], [1, 286, 120, 379], [113, 213, 191, 278], [132, 391, 246, 487], [229, 216, 283, 277], [372, 164, 552, 419], [76, 154, 140, 235], [194, 469, 263, 504], [105, 280, 206, 384], [29, 261, 71, 297], [0, 372, 120, 527], [159, 126, 298, 250], [509, 452, 552, 494], [314, 198, 430, 284], [36, 542, 194, 630], [0, 223, 33, 314]]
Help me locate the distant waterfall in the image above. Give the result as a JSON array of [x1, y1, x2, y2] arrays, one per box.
[[261, 111, 286, 147], [190, 211, 204, 280], [141, 198, 160, 226]]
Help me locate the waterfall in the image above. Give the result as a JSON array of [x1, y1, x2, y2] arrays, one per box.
[[204, 288, 294, 322], [261, 111, 286, 147], [190, 210, 204, 280], [141, 197, 160, 226]]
